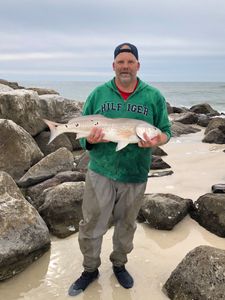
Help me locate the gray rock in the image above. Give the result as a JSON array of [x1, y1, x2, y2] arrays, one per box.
[[0, 119, 43, 180], [151, 156, 171, 170], [148, 170, 173, 178], [0, 83, 14, 92], [190, 193, 225, 237], [171, 122, 201, 137], [167, 102, 174, 114], [25, 171, 85, 209], [38, 94, 83, 122], [27, 87, 59, 95], [0, 79, 24, 89], [173, 112, 199, 124], [34, 131, 73, 155], [152, 146, 168, 156], [202, 128, 225, 144], [0, 89, 46, 136], [39, 182, 85, 238], [0, 171, 50, 281], [212, 184, 225, 193], [17, 147, 75, 187], [205, 117, 225, 135], [66, 132, 82, 150], [138, 193, 192, 230], [197, 114, 211, 127], [190, 103, 220, 116], [163, 245, 225, 300], [172, 106, 189, 114]]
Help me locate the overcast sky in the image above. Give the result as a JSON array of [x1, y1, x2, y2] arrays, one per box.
[[1, 0, 225, 82]]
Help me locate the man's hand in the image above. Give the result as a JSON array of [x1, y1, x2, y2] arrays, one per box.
[[138, 132, 168, 148], [87, 127, 109, 144]]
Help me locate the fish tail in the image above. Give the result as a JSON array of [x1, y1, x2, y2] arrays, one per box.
[[42, 119, 60, 144]]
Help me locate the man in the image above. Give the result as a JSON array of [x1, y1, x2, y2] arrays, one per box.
[[68, 42, 171, 296]]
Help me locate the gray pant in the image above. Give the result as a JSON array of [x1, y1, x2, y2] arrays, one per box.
[[78, 169, 146, 272]]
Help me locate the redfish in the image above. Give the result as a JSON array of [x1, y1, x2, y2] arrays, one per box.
[[43, 114, 161, 151]]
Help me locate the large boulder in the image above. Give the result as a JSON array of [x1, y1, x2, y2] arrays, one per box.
[[34, 131, 73, 155], [163, 245, 225, 300], [38, 182, 85, 238], [172, 112, 198, 124], [17, 147, 75, 188], [205, 117, 225, 135], [0, 83, 14, 93], [38, 94, 83, 122], [0, 79, 24, 89], [0, 119, 43, 180], [24, 171, 85, 209], [0, 171, 50, 281], [190, 103, 220, 116], [171, 122, 201, 137], [0, 89, 46, 136], [190, 193, 225, 237], [202, 128, 225, 144], [138, 193, 192, 230]]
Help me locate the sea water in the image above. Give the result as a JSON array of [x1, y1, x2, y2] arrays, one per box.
[[20, 81, 225, 113]]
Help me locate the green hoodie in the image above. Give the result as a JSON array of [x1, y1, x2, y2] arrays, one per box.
[[79, 78, 171, 183]]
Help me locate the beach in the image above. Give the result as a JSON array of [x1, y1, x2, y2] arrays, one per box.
[[0, 129, 225, 300]]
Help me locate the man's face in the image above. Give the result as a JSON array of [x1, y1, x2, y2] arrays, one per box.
[[113, 52, 140, 85]]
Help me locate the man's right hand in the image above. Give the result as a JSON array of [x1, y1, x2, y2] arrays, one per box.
[[87, 127, 109, 144]]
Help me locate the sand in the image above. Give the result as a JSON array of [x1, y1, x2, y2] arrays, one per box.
[[0, 129, 225, 300]]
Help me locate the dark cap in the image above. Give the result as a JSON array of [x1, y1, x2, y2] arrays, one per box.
[[114, 43, 139, 60]]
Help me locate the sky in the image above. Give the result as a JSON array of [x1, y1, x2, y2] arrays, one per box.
[[0, 0, 225, 82]]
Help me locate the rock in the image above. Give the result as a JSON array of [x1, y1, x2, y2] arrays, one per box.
[[171, 122, 201, 137], [152, 146, 168, 156], [75, 151, 89, 172], [138, 193, 192, 230], [27, 87, 59, 95], [34, 131, 73, 155], [0, 119, 43, 180], [0, 171, 50, 281], [204, 117, 225, 135], [0, 83, 14, 92], [172, 106, 189, 114], [148, 170, 174, 177], [17, 147, 75, 187], [212, 184, 225, 193], [66, 132, 82, 150], [190, 103, 220, 116], [173, 112, 199, 124], [38, 182, 85, 238], [38, 94, 83, 122], [0, 89, 46, 136], [197, 114, 211, 127], [24, 171, 85, 209], [167, 102, 174, 114], [163, 245, 225, 300], [151, 156, 171, 170], [190, 193, 225, 237], [202, 128, 225, 144], [0, 79, 24, 89]]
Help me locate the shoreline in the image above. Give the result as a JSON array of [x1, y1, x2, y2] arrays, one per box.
[[0, 129, 225, 299]]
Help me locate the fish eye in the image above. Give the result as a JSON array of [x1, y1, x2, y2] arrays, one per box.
[[75, 123, 79, 127]]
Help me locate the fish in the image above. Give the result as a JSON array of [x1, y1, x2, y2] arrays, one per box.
[[43, 114, 161, 151]]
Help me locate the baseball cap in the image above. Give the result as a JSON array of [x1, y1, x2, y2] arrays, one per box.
[[114, 43, 139, 60]]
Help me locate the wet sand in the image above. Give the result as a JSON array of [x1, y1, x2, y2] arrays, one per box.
[[1, 130, 225, 300]]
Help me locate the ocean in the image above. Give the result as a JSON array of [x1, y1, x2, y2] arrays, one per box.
[[20, 81, 225, 113]]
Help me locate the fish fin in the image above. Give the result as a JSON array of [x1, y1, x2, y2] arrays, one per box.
[[116, 141, 129, 151], [42, 119, 61, 144], [76, 133, 87, 139]]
